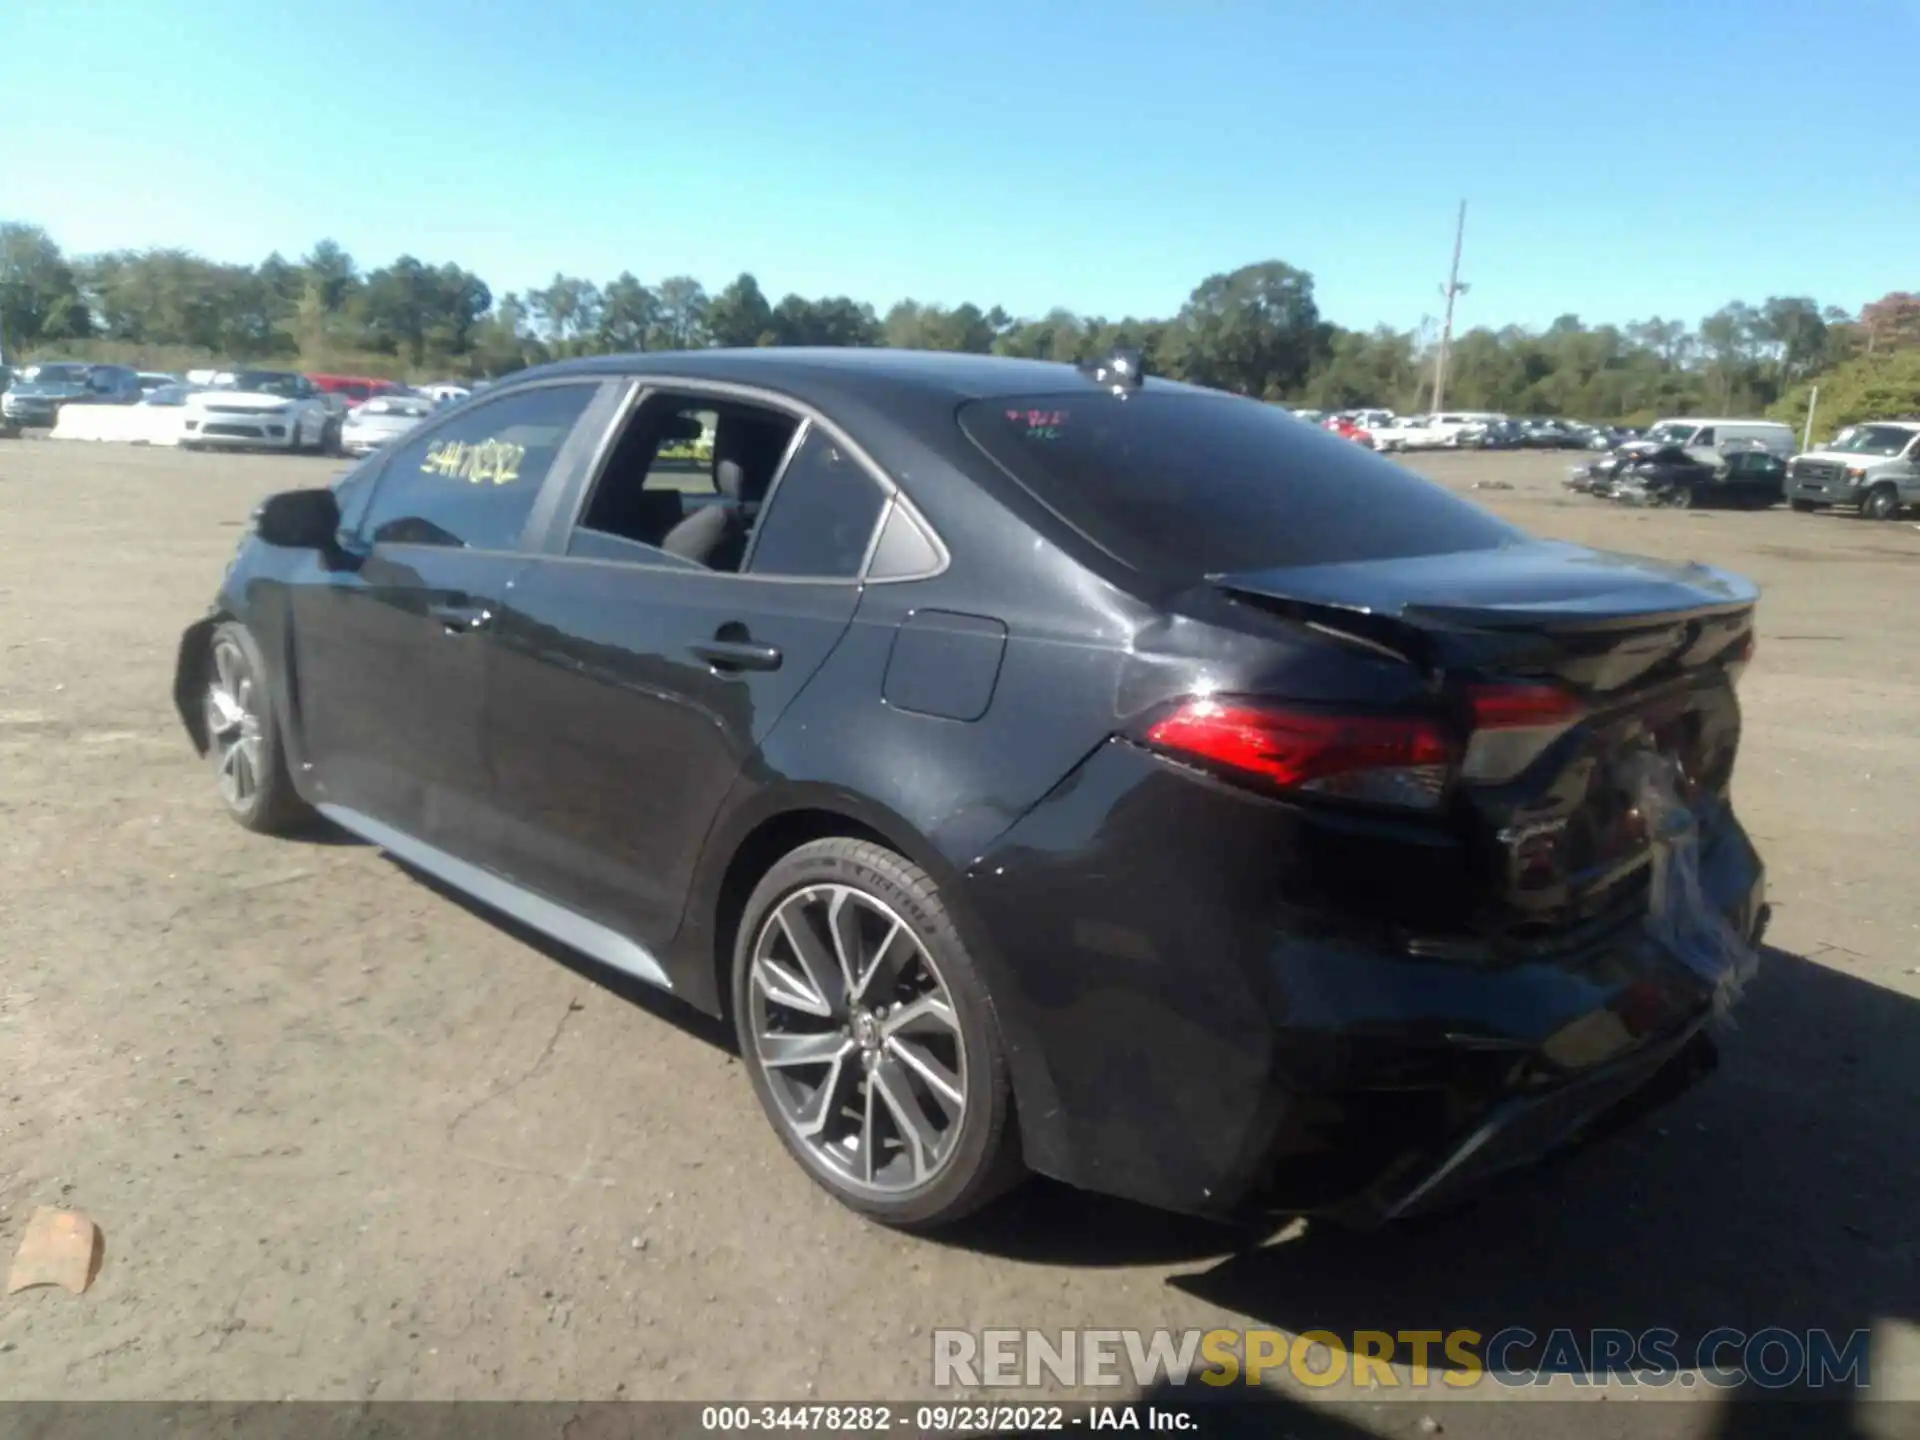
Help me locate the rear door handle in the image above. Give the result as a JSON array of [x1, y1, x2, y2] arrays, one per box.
[[689, 639, 783, 672]]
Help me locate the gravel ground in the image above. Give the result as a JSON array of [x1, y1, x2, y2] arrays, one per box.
[[1, 439, 1916, 1438]]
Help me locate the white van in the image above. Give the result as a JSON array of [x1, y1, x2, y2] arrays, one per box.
[[1640, 417, 1797, 460]]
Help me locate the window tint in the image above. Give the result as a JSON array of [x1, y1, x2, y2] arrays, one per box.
[[362, 383, 596, 551], [747, 429, 886, 579], [959, 390, 1522, 580], [1693, 427, 1716, 446]]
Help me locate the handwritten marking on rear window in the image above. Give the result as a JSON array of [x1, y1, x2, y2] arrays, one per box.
[[1007, 407, 1068, 440], [421, 438, 525, 484]]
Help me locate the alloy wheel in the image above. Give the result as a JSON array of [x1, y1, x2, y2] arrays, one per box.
[[205, 637, 264, 808], [746, 884, 968, 1194]]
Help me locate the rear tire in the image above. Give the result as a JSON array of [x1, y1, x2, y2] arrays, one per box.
[[731, 837, 1025, 1228], [203, 621, 313, 835], [1863, 485, 1901, 522], [1789, 500, 1816, 513]]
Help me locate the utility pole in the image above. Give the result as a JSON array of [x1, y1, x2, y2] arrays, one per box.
[[1429, 199, 1469, 414]]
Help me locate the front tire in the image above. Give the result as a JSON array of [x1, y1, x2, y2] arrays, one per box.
[[1863, 485, 1902, 522], [1789, 500, 1816, 513], [731, 837, 1024, 1228], [204, 621, 312, 834]]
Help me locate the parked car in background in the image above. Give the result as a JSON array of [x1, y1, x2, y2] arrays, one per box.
[[1, 362, 143, 428], [339, 393, 437, 456], [1612, 446, 1788, 510], [173, 346, 1765, 1229], [1473, 419, 1525, 449], [1567, 450, 1639, 496], [418, 382, 475, 406], [1421, 411, 1502, 448], [1785, 420, 1920, 520], [181, 370, 336, 453], [1322, 413, 1376, 447], [137, 371, 184, 393], [310, 374, 406, 410], [1361, 415, 1425, 452], [137, 383, 202, 408], [1518, 419, 1587, 450], [1627, 418, 1797, 464]]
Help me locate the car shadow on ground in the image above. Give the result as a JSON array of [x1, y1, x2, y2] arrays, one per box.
[[956, 946, 1919, 1415], [385, 861, 735, 1052]]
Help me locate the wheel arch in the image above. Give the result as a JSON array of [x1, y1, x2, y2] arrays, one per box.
[[1864, 480, 1902, 516], [689, 787, 966, 1025]]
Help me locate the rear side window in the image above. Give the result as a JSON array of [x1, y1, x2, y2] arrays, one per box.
[[361, 382, 597, 551], [747, 429, 886, 579], [959, 391, 1521, 579]]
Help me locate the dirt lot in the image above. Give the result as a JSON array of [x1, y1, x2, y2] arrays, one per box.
[[1, 440, 1916, 1436]]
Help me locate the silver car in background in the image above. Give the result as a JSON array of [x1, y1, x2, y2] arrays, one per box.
[[339, 393, 436, 456]]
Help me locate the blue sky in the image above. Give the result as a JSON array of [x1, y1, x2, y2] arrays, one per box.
[[3, 0, 1911, 333]]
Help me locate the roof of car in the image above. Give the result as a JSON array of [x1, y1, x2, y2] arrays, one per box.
[[1654, 417, 1793, 428], [509, 347, 1219, 404]]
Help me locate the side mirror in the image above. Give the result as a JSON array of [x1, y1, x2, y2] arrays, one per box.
[[253, 487, 342, 549]]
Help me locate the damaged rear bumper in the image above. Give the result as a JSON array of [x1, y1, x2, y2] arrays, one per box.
[[965, 740, 1768, 1223]]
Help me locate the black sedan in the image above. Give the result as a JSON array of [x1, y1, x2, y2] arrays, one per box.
[[1613, 446, 1788, 509], [173, 348, 1767, 1229]]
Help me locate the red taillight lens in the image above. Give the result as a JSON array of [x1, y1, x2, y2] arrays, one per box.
[[1459, 682, 1585, 783], [1464, 682, 1584, 729], [1141, 700, 1456, 811]]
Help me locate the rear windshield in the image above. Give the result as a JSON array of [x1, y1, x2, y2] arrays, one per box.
[[958, 390, 1521, 578]]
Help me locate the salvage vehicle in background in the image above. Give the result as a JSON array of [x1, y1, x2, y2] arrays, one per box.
[[180, 370, 337, 453], [340, 393, 436, 456], [174, 347, 1766, 1231], [1321, 413, 1377, 447], [1785, 420, 1920, 520], [1, 362, 143, 429], [1631, 417, 1797, 464], [310, 374, 406, 410], [1612, 446, 1788, 509]]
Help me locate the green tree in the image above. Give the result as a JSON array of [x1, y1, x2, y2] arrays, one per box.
[[0, 222, 89, 352], [648, 276, 709, 350], [1165, 261, 1323, 398], [596, 272, 657, 352], [706, 273, 776, 348]]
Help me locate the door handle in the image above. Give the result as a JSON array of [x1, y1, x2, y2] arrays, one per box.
[[428, 600, 493, 634], [689, 639, 783, 672]]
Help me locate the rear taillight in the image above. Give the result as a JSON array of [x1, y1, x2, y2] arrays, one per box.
[[1139, 699, 1456, 811], [1139, 682, 1591, 808], [1458, 681, 1585, 784]]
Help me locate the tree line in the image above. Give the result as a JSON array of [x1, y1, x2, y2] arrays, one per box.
[[3, 220, 1916, 431]]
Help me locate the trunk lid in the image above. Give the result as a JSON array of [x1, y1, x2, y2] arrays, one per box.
[[1211, 541, 1758, 943]]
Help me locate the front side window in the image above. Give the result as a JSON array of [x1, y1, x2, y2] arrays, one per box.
[[747, 430, 887, 579], [361, 382, 598, 550]]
